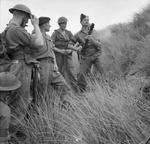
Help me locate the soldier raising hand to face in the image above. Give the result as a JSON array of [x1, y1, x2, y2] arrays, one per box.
[[4, 4, 44, 142]]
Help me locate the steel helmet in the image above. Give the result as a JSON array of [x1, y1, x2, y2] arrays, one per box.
[[58, 17, 67, 24], [0, 72, 21, 91], [9, 4, 31, 18]]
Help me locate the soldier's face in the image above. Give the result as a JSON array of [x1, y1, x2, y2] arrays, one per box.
[[81, 16, 89, 26], [44, 22, 51, 32], [59, 22, 67, 30]]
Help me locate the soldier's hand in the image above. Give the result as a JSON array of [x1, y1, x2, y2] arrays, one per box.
[[31, 15, 39, 26], [65, 49, 73, 55], [60, 49, 73, 55], [60, 49, 67, 54], [76, 45, 82, 52], [85, 35, 95, 43], [74, 42, 79, 47]]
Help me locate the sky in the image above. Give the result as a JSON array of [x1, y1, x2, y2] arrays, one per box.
[[0, 0, 150, 35]]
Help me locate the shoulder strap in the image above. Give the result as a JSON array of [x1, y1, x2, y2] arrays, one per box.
[[0, 28, 9, 54], [0, 27, 11, 60]]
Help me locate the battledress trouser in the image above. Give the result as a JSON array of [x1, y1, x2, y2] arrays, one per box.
[[78, 53, 104, 92], [55, 52, 79, 93], [37, 57, 71, 103], [0, 101, 10, 143]]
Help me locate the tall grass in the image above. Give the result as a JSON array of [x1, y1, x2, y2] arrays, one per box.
[[19, 75, 150, 144]]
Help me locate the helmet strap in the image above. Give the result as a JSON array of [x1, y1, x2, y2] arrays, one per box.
[[20, 15, 26, 27]]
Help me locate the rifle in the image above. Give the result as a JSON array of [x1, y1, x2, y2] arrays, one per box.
[[31, 63, 40, 106], [24, 63, 40, 119], [81, 23, 95, 55]]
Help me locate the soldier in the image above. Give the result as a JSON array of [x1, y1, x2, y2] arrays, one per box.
[[51, 17, 80, 93], [5, 3, 44, 135], [71, 14, 103, 92], [32, 16, 71, 106], [0, 72, 21, 144]]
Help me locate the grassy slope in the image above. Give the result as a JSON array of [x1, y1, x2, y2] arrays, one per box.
[[18, 4, 150, 144]]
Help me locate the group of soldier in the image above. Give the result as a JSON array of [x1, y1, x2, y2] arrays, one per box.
[[0, 3, 102, 144]]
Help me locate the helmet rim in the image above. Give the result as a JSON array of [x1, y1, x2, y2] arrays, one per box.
[[9, 4, 31, 18], [0, 72, 21, 91]]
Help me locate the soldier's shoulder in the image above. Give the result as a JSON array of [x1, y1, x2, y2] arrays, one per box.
[[65, 29, 72, 34], [53, 29, 59, 33], [65, 30, 73, 37], [5, 26, 18, 37], [51, 29, 59, 36], [7, 25, 27, 34]]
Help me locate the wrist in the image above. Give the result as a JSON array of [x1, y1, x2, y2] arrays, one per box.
[[62, 49, 66, 54], [72, 46, 77, 51], [68, 45, 74, 50]]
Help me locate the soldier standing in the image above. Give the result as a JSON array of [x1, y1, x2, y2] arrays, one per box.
[[32, 16, 71, 106], [5, 3, 44, 138], [51, 17, 79, 93], [71, 14, 103, 92]]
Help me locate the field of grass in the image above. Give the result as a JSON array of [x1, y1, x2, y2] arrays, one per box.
[[16, 74, 150, 144]]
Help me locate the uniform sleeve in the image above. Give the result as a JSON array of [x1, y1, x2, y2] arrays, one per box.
[[73, 33, 79, 43], [47, 34, 56, 48], [69, 33, 79, 45], [68, 31, 73, 40], [67, 31, 74, 45], [51, 31, 57, 43]]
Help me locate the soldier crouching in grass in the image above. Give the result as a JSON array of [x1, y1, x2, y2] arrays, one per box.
[[0, 72, 21, 144]]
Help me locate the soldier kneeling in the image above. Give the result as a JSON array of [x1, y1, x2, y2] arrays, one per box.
[[0, 72, 21, 144]]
